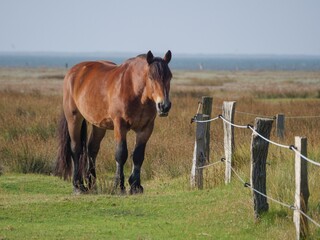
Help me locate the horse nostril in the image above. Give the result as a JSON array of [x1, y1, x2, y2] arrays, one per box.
[[157, 101, 171, 114], [164, 102, 171, 113]]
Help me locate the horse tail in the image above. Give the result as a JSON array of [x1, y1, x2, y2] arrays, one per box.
[[55, 111, 88, 181], [55, 112, 72, 179], [78, 119, 88, 179]]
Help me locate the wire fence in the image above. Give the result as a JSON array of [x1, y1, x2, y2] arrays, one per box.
[[192, 111, 320, 229], [212, 105, 320, 120], [229, 162, 320, 228], [193, 114, 320, 167]]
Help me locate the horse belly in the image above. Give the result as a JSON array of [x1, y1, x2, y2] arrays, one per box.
[[95, 118, 114, 129]]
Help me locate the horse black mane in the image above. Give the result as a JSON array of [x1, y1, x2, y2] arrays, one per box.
[[136, 54, 172, 81], [149, 59, 172, 81]]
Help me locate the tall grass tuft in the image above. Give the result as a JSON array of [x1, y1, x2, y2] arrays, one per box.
[[0, 91, 60, 174]]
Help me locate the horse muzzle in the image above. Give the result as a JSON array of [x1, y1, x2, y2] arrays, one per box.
[[157, 101, 171, 117]]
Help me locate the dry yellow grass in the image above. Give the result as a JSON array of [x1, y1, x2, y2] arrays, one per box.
[[0, 68, 319, 236]]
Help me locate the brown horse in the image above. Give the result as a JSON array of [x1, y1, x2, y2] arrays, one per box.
[[56, 50, 172, 194]]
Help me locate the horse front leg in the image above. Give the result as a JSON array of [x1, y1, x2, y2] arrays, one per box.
[[113, 118, 128, 194], [129, 121, 154, 194], [87, 126, 106, 191], [114, 140, 128, 193], [129, 143, 146, 194]]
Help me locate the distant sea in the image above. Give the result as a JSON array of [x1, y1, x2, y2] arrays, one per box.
[[1, 52, 320, 71]]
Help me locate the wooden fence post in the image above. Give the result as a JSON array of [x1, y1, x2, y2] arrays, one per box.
[[250, 118, 273, 220], [222, 101, 236, 184], [191, 114, 208, 189], [276, 114, 285, 139], [293, 136, 309, 240], [202, 96, 213, 163]]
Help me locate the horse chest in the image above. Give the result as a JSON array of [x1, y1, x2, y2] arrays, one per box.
[[127, 105, 156, 131], [90, 105, 155, 131]]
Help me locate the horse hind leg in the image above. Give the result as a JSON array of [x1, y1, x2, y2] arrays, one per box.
[[87, 126, 106, 191], [66, 114, 88, 194]]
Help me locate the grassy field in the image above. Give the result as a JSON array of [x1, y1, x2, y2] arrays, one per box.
[[0, 68, 320, 239], [0, 174, 300, 240]]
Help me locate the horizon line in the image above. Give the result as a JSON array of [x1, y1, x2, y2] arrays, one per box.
[[1, 50, 320, 58]]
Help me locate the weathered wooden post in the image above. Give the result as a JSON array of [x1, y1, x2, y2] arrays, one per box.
[[276, 114, 285, 139], [250, 118, 273, 220], [222, 101, 236, 184], [293, 136, 309, 240], [202, 96, 213, 163], [191, 114, 208, 189]]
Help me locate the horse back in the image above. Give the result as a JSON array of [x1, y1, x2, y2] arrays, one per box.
[[65, 60, 117, 92]]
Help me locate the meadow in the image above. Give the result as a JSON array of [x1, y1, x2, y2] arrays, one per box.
[[0, 67, 320, 239]]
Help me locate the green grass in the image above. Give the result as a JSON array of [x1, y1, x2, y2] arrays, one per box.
[[0, 174, 305, 240], [1, 69, 320, 239]]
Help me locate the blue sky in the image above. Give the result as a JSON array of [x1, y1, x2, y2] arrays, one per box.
[[1, 0, 320, 55]]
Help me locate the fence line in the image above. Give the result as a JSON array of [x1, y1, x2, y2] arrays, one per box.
[[192, 116, 219, 123], [286, 115, 320, 119], [291, 147, 320, 167], [235, 110, 275, 119], [248, 125, 292, 149], [229, 164, 294, 209], [193, 114, 320, 167], [213, 105, 275, 118], [213, 105, 320, 119], [191, 102, 320, 237], [234, 112, 320, 120], [196, 155, 320, 228], [219, 115, 249, 129], [299, 209, 320, 228], [229, 163, 320, 228], [196, 159, 223, 169]]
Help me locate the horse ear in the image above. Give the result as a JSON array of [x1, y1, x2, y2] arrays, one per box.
[[164, 50, 172, 64], [146, 51, 154, 65]]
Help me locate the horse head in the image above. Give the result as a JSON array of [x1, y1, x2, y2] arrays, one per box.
[[146, 50, 172, 117]]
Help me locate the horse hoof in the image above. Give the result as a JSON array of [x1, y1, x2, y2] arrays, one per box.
[[73, 186, 88, 195], [111, 186, 127, 195], [130, 185, 144, 195], [88, 185, 98, 194]]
